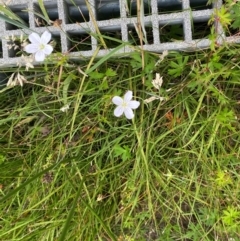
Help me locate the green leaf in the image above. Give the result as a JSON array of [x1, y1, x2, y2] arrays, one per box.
[[222, 206, 240, 226], [37, 0, 51, 24], [0, 4, 27, 25], [144, 61, 155, 75], [62, 73, 74, 105], [131, 52, 142, 63], [88, 71, 105, 79], [216, 107, 236, 124], [130, 52, 142, 70], [209, 6, 231, 28], [86, 42, 128, 75], [113, 145, 131, 161], [230, 3, 240, 29], [29, 11, 51, 25], [0, 13, 27, 30], [168, 55, 189, 77], [100, 78, 109, 90], [0, 154, 6, 165], [105, 68, 116, 77], [218, 6, 231, 26]]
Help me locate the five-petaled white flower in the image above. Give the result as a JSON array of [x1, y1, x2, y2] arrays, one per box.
[[112, 91, 140, 119], [24, 31, 53, 62]]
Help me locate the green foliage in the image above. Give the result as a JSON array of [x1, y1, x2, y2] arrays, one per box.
[[230, 2, 240, 29], [62, 72, 76, 105], [100, 78, 109, 90], [88, 68, 116, 79], [199, 208, 219, 227], [221, 206, 240, 228], [88, 71, 105, 79], [168, 54, 189, 77], [216, 107, 236, 130], [214, 170, 233, 188], [183, 223, 204, 241], [209, 6, 231, 29], [130, 51, 155, 78], [113, 145, 132, 161], [1, 3, 240, 240], [37, 0, 51, 25], [0, 154, 5, 165], [105, 68, 117, 77], [0, 4, 27, 28]]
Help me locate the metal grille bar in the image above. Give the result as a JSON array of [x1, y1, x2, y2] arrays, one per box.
[[0, 0, 237, 67]]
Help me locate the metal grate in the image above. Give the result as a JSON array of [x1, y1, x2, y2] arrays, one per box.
[[0, 0, 238, 67]]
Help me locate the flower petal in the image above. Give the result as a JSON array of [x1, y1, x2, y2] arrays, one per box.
[[29, 32, 41, 44], [114, 106, 124, 117], [35, 50, 45, 62], [123, 91, 133, 102], [41, 31, 51, 44], [112, 96, 123, 106], [128, 100, 140, 109], [24, 44, 39, 53], [43, 44, 53, 55], [124, 107, 134, 119]]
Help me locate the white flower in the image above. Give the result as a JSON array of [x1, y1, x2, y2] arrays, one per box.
[[112, 91, 140, 119], [24, 31, 53, 62]]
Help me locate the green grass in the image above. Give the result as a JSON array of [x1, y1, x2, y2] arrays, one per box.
[[1, 1, 240, 240], [1, 45, 240, 240]]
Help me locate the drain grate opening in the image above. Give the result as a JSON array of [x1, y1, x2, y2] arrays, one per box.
[[128, 24, 153, 46], [66, 1, 89, 23], [34, 2, 59, 27], [7, 37, 24, 58], [193, 21, 211, 40], [51, 34, 62, 53], [5, 4, 29, 30], [127, 0, 152, 17], [67, 31, 92, 52], [160, 24, 184, 43], [226, 28, 239, 38], [97, 1, 120, 20], [158, 1, 182, 14], [190, 0, 212, 10], [99, 27, 122, 49], [8, 46, 18, 58]]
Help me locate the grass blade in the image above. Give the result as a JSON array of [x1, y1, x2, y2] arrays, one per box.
[[0, 4, 27, 25], [37, 0, 51, 24]]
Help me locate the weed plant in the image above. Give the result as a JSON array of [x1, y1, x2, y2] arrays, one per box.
[[0, 0, 240, 240]]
